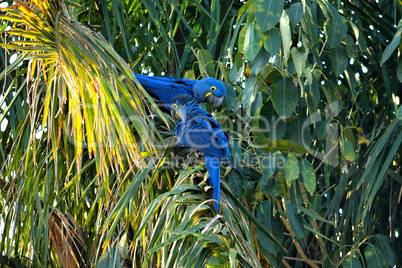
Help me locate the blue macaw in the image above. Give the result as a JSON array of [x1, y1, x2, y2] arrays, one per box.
[[171, 94, 232, 210], [135, 74, 226, 109]]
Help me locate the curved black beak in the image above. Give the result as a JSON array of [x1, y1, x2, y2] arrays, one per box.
[[206, 95, 225, 110], [171, 109, 182, 121]]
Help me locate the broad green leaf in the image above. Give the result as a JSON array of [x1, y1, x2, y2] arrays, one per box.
[[197, 49, 216, 78], [301, 159, 316, 194], [243, 23, 263, 61], [381, 28, 402, 64], [271, 76, 299, 118], [243, 75, 257, 109], [280, 11, 291, 62], [255, 100, 287, 140], [255, 0, 284, 32], [345, 35, 358, 59], [256, 201, 278, 254], [262, 28, 280, 56], [309, 194, 322, 215], [238, 26, 247, 54], [285, 153, 299, 186], [184, 70, 196, 80], [350, 21, 367, 51], [249, 48, 270, 74], [284, 200, 304, 240], [342, 140, 356, 162], [289, 2, 304, 24], [397, 105, 402, 120], [375, 234, 396, 266], [397, 60, 402, 83], [330, 45, 349, 76], [291, 47, 305, 78], [255, 138, 309, 153], [324, 5, 347, 48], [342, 256, 362, 268], [364, 244, 388, 268]]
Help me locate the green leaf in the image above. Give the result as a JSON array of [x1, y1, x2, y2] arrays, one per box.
[[255, 0, 284, 32], [249, 48, 270, 74], [301, 160, 316, 194], [342, 256, 362, 268], [291, 47, 305, 78], [285, 153, 299, 186], [350, 21, 367, 51], [243, 75, 257, 109], [238, 26, 248, 55], [345, 35, 358, 59], [243, 23, 263, 61], [397, 60, 402, 83], [255, 138, 309, 154], [256, 201, 278, 254], [397, 105, 402, 120], [284, 200, 304, 240], [375, 234, 396, 266], [280, 11, 291, 62], [364, 244, 388, 268], [324, 5, 347, 48], [262, 28, 281, 56], [289, 2, 304, 24], [271, 76, 299, 118], [330, 44, 349, 76], [255, 100, 287, 140], [381, 28, 402, 64], [197, 49, 216, 78], [342, 140, 356, 162]]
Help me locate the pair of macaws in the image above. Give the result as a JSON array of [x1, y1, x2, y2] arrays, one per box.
[[135, 74, 231, 210]]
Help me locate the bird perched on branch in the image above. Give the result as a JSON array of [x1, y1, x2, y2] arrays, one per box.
[[135, 74, 226, 109], [171, 94, 233, 210]]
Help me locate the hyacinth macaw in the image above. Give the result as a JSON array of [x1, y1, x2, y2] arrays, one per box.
[[171, 94, 232, 210], [135, 74, 227, 109]]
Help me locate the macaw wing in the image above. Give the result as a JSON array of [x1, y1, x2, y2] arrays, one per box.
[[134, 74, 193, 105], [175, 118, 228, 159]]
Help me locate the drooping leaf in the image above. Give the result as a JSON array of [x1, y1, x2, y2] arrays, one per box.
[[342, 256, 362, 268], [289, 2, 304, 24], [364, 244, 388, 268], [375, 234, 396, 266], [243, 23, 263, 62], [284, 200, 304, 240], [262, 28, 281, 56], [330, 44, 349, 76], [280, 11, 291, 62], [301, 159, 316, 194], [342, 140, 356, 162], [255, 138, 309, 154], [271, 76, 299, 118], [324, 4, 347, 47], [197, 49, 216, 78], [255, 0, 284, 32], [285, 153, 299, 186], [381, 28, 402, 64]]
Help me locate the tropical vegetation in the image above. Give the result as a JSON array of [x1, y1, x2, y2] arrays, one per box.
[[0, 0, 400, 267]]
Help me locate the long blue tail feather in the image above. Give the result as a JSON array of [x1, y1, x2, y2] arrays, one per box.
[[205, 155, 221, 210]]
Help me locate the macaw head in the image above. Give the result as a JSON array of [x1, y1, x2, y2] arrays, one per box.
[[170, 94, 198, 121], [192, 78, 226, 109]]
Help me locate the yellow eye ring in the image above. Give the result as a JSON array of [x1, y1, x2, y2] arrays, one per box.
[[173, 104, 178, 109], [211, 86, 216, 91]]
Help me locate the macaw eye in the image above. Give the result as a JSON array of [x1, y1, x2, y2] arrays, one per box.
[[211, 86, 216, 91], [173, 104, 178, 109]]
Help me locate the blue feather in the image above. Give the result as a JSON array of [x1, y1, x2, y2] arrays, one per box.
[[172, 95, 232, 210], [135, 74, 227, 109], [205, 155, 221, 210]]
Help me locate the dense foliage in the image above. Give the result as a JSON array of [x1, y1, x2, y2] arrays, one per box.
[[0, 0, 400, 267]]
